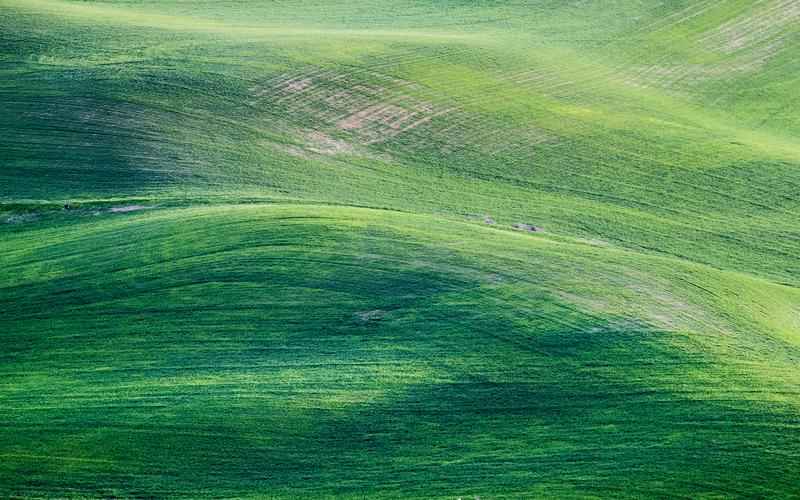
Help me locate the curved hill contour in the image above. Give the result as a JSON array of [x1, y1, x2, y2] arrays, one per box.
[[1, 1, 800, 497]]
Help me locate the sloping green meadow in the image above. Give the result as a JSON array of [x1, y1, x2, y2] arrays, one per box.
[[1, 0, 800, 497]]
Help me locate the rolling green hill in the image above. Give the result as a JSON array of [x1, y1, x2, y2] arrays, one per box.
[[1, 1, 799, 497]]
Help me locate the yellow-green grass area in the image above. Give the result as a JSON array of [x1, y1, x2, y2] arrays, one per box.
[[2, 0, 800, 497], [3, 0, 800, 286]]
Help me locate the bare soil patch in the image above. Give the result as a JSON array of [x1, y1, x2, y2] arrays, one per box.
[[512, 223, 541, 232], [700, 0, 800, 53], [249, 69, 452, 147], [110, 205, 151, 213], [3, 213, 38, 224], [355, 310, 386, 322], [305, 131, 354, 155]]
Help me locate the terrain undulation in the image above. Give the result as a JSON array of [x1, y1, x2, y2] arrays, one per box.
[[2, 0, 800, 497]]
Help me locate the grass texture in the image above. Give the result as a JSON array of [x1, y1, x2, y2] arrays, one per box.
[[2, 0, 800, 497]]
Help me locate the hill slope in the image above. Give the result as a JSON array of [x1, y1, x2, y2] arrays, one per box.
[[1, 0, 800, 497]]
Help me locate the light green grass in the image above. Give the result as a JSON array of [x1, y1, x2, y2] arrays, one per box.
[[1, 0, 800, 497]]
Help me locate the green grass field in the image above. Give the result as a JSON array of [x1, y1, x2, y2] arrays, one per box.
[[2, 0, 800, 497]]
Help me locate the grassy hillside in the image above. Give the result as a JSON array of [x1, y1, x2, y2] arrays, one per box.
[[1, 0, 799, 497]]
